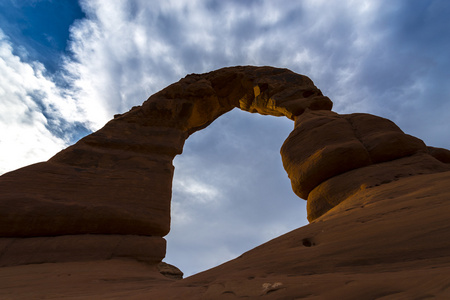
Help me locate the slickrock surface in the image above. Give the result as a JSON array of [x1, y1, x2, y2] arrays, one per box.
[[1, 171, 449, 299], [1, 66, 449, 299], [143, 171, 450, 299]]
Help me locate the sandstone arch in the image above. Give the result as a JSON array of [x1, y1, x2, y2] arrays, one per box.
[[2, 66, 450, 297], [0, 66, 331, 238], [0, 66, 332, 267], [1, 66, 449, 269]]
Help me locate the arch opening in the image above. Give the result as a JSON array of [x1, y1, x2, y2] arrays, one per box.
[[166, 109, 307, 277]]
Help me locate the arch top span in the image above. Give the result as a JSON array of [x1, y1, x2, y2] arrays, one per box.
[[0, 66, 332, 240], [118, 66, 332, 135]]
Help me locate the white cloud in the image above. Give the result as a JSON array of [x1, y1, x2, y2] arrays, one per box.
[[64, 0, 191, 129], [173, 176, 221, 205], [0, 30, 87, 174]]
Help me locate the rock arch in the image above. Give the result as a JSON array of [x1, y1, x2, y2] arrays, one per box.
[[0, 66, 331, 266], [1, 66, 449, 268], [0, 66, 332, 238]]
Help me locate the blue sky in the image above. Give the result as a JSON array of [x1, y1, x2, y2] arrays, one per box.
[[1, 0, 449, 276], [0, 0, 85, 71]]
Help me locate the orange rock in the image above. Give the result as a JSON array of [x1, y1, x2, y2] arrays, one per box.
[[281, 110, 372, 199], [307, 153, 450, 221], [148, 171, 450, 299], [346, 113, 427, 163], [281, 109, 448, 221]]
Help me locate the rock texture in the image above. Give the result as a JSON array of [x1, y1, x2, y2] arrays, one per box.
[[0, 235, 166, 267], [143, 170, 450, 300], [1, 66, 449, 299], [1, 171, 449, 299], [281, 110, 450, 221]]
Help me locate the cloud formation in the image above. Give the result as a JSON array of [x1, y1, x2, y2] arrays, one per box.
[[63, 0, 450, 147], [1, 0, 449, 276], [0, 30, 88, 174]]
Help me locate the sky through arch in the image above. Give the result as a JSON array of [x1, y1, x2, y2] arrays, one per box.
[[167, 108, 307, 276]]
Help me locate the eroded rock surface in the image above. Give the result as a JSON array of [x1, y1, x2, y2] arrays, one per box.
[[281, 110, 450, 221]]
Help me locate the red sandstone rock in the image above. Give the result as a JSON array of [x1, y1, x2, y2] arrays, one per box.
[[147, 171, 450, 299], [157, 262, 184, 280], [281, 109, 449, 221], [0, 66, 332, 274], [0, 235, 165, 267], [0, 66, 330, 240], [281, 110, 373, 199], [1, 171, 449, 299], [1, 66, 449, 299]]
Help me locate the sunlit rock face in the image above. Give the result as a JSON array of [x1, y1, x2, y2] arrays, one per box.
[[0, 66, 331, 266], [281, 110, 450, 221]]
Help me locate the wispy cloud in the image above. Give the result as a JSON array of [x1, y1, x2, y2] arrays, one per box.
[[63, 0, 450, 145]]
